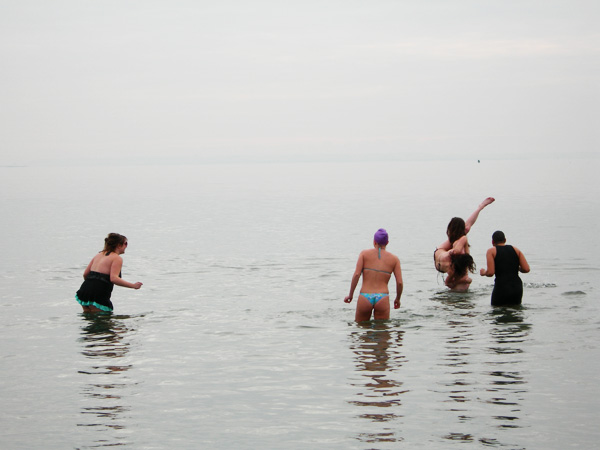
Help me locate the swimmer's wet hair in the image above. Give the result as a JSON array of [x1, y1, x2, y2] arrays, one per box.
[[447, 253, 476, 286], [103, 233, 127, 255], [492, 230, 506, 244], [447, 217, 466, 244]]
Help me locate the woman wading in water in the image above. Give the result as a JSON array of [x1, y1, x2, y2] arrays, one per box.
[[75, 233, 143, 313], [434, 197, 495, 291], [344, 229, 403, 322]]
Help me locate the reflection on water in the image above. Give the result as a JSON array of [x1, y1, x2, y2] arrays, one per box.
[[484, 307, 530, 433], [77, 313, 136, 448], [347, 321, 407, 444], [431, 289, 478, 311], [432, 293, 531, 447], [434, 292, 478, 439]]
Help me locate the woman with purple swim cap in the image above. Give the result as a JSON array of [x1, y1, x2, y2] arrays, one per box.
[[344, 228, 404, 322]]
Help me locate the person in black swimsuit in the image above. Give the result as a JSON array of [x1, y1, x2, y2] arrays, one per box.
[[480, 230, 530, 306], [76, 233, 143, 313]]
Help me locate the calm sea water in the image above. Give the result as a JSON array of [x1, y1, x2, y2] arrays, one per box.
[[1, 159, 598, 449]]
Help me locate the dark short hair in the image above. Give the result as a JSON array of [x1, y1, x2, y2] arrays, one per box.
[[492, 230, 506, 244]]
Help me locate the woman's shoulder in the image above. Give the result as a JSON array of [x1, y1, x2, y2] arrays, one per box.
[[109, 252, 124, 262], [91, 251, 105, 262], [360, 248, 376, 256], [500, 244, 517, 254], [97, 252, 123, 263], [385, 251, 400, 264], [508, 244, 522, 255]]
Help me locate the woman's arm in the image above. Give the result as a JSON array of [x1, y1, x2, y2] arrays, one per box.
[[83, 258, 94, 279], [110, 256, 143, 289], [451, 235, 469, 255], [393, 257, 403, 309], [515, 247, 530, 273], [344, 252, 364, 303], [465, 197, 495, 234], [480, 247, 496, 277]]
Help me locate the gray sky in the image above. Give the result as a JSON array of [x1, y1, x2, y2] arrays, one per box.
[[1, 0, 598, 166]]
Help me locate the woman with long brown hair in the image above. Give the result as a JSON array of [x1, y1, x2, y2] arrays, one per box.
[[75, 233, 143, 313], [434, 198, 495, 290]]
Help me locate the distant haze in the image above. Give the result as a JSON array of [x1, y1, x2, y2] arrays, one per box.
[[1, 1, 598, 166]]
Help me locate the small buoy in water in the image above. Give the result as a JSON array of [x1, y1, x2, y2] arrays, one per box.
[[478, 160, 480, 163]]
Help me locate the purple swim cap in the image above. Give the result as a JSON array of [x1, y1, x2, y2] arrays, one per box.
[[374, 228, 389, 246]]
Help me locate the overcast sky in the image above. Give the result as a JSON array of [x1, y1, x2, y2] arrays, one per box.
[[1, 1, 598, 166]]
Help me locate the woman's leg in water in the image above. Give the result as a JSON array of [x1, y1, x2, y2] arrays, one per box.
[[82, 305, 104, 313], [355, 295, 374, 322], [355, 295, 391, 321], [373, 297, 391, 320]]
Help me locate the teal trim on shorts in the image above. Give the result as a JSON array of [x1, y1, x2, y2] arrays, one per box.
[[75, 294, 113, 312]]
